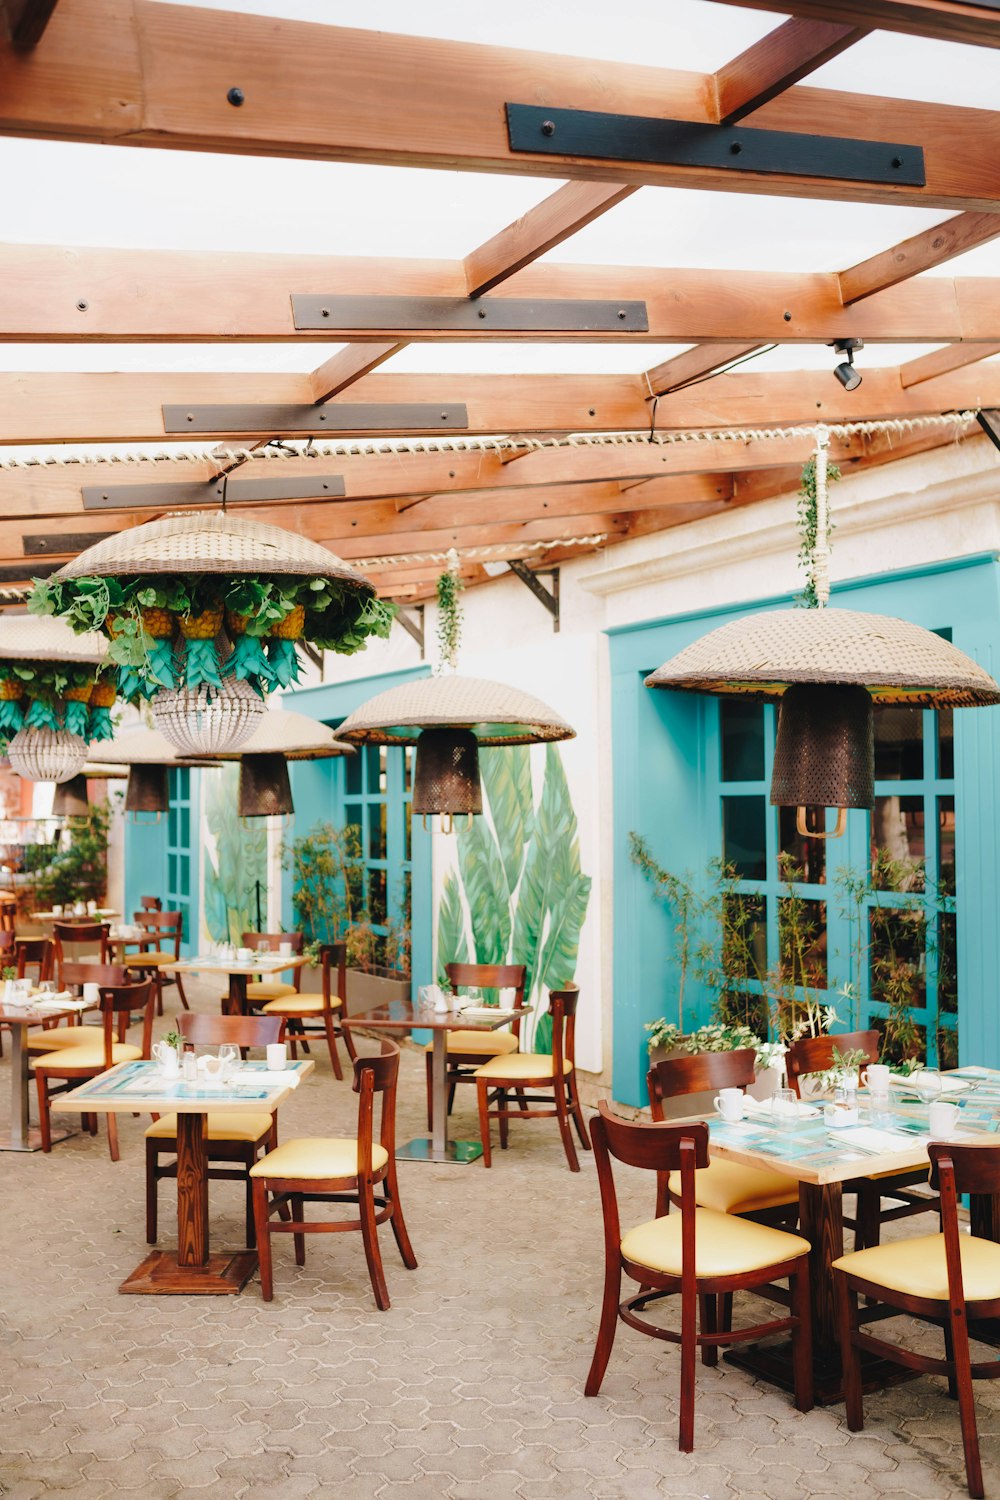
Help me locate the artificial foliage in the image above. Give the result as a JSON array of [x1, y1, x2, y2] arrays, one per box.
[[796, 454, 841, 609], [435, 567, 464, 671], [28, 572, 396, 706], [0, 659, 117, 749]]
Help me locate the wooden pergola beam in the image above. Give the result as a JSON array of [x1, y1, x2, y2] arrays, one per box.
[[1, 0, 60, 49], [899, 342, 1000, 386], [463, 182, 639, 299], [839, 212, 1000, 305], [713, 0, 1000, 49], [644, 343, 768, 397], [2, 3, 1000, 211], [308, 344, 405, 404], [7, 245, 1000, 344], [715, 17, 868, 123]]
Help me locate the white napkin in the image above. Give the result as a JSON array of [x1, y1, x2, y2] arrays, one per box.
[[742, 1095, 821, 1122], [32, 993, 81, 1011], [228, 1070, 301, 1089]]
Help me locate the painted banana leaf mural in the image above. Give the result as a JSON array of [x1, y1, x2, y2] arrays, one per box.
[[436, 743, 590, 1051], [203, 765, 268, 945]]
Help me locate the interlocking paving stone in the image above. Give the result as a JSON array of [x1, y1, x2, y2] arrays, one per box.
[[2, 975, 998, 1500]]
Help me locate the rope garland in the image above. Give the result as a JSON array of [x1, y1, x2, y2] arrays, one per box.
[[0, 410, 978, 472], [354, 533, 609, 571]]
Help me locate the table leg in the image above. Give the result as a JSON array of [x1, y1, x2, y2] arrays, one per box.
[[119, 1110, 257, 1294], [227, 975, 249, 1017], [395, 1029, 484, 1165], [0, 1023, 71, 1152]]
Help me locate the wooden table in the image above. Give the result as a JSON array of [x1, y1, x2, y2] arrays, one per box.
[[699, 1072, 1000, 1402], [0, 995, 94, 1151], [162, 955, 308, 1016], [29, 909, 118, 923], [52, 1056, 313, 1293], [342, 999, 529, 1164]]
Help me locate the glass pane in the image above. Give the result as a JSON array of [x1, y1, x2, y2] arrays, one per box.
[[167, 854, 177, 894], [403, 800, 412, 863], [379, 747, 388, 794], [869, 906, 927, 1030], [369, 868, 387, 925], [716, 990, 768, 1035], [871, 797, 925, 891], [364, 745, 380, 793], [937, 1023, 959, 1071], [938, 911, 957, 1015], [720, 699, 765, 783], [404, 746, 413, 794], [345, 752, 362, 796], [873, 704, 923, 781], [722, 894, 767, 983], [369, 802, 387, 861], [180, 806, 190, 848], [938, 796, 956, 898], [778, 807, 826, 885], [167, 806, 178, 845], [872, 1015, 926, 1068], [722, 796, 766, 880], [344, 816, 362, 852], [937, 707, 954, 780], [778, 896, 827, 987]]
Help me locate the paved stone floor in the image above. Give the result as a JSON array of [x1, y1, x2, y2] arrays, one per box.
[[2, 982, 999, 1499]]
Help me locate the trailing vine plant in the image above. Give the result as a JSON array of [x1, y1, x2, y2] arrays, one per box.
[[435, 552, 464, 671], [796, 451, 841, 608]]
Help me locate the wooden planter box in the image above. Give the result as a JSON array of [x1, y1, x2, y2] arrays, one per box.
[[299, 960, 410, 1017], [647, 1042, 782, 1118]]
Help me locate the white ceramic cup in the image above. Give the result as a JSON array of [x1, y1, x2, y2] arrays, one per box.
[[713, 1087, 744, 1123], [929, 1100, 961, 1139], [82, 982, 101, 1007], [267, 1042, 287, 1072], [87, 900, 97, 915], [51, 904, 63, 916], [279, 941, 293, 958], [862, 1063, 891, 1093], [73, 902, 86, 916], [236, 947, 253, 963]]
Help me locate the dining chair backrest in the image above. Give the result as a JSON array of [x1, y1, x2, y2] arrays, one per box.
[[14, 936, 53, 983], [928, 1142, 1000, 1317], [133, 910, 183, 957], [178, 1012, 284, 1049], [319, 941, 347, 1015], [53, 921, 109, 973], [353, 1039, 402, 1169], [243, 930, 305, 993], [548, 985, 580, 1079], [0, 928, 15, 957], [140, 895, 163, 912], [62, 961, 131, 990], [648, 1047, 757, 1115], [447, 961, 526, 1041], [786, 1029, 880, 1097], [97, 979, 157, 1068]]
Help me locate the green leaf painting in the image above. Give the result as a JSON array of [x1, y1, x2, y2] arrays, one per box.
[[203, 765, 268, 945], [436, 742, 591, 1053]]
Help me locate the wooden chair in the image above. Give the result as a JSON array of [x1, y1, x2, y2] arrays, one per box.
[[145, 1012, 285, 1249], [233, 930, 303, 1008], [25, 959, 129, 1056], [647, 1050, 799, 1225], [835, 1142, 1000, 1500], [52, 920, 109, 979], [140, 895, 162, 912], [787, 1029, 935, 1248], [473, 986, 590, 1172], [257, 942, 356, 1080], [122, 909, 188, 1012], [250, 1038, 417, 1309], [586, 1101, 813, 1452], [32, 977, 156, 1159], [425, 961, 527, 1127]]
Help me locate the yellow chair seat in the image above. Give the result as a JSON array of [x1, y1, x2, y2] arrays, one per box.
[[622, 1207, 810, 1280], [31, 1041, 142, 1072], [250, 1136, 388, 1180], [124, 951, 175, 968], [667, 1158, 798, 1215], [246, 981, 296, 1001], [473, 1051, 571, 1082], [834, 1233, 1000, 1303], [146, 1111, 273, 1144], [260, 993, 342, 1017], [429, 1029, 519, 1057], [26, 1027, 95, 1053]]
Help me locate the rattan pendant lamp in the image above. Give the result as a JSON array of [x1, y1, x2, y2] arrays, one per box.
[[181, 708, 354, 820], [337, 558, 572, 830], [29, 510, 391, 757], [96, 726, 220, 821], [0, 617, 110, 784], [52, 762, 128, 819], [645, 432, 1000, 838]]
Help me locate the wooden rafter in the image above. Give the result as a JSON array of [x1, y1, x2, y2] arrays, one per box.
[[715, 17, 868, 123], [839, 212, 1000, 304], [899, 342, 1000, 386], [714, 0, 1000, 49], [0, 0, 60, 48], [644, 344, 768, 397], [1, 4, 1000, 211]]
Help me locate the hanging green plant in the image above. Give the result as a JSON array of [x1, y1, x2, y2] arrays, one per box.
[[0, 659, 116, 749], [436, 567, 464, 670], [796, 453, 840, 609]]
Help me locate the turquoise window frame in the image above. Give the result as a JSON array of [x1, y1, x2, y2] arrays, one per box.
[[608, 552, 1000, 1107]]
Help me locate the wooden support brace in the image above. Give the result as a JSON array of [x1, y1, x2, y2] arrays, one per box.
[[507, 561, 560, 633], [393, 605, 425, 656]]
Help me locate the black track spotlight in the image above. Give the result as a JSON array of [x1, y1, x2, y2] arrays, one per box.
[[831, 337, 864, 391]]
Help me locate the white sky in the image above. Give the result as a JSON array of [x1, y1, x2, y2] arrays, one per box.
[[1, 0, 998, 388]]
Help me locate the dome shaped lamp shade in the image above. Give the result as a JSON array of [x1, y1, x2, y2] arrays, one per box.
[[238, 753, 294, 820], [412, 729, 483, 831], [7, 727, 88, 784], [152, 677, 265, 756], [52, 774, 91, 818], [645, 607, 1000, 841]]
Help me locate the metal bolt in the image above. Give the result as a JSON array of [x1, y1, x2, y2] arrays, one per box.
[[76, 300, 89, 312], [588, 408, 596, 416], [186, 413, 194, 422], [440, 412, 449, 420], [541, 120, 556, 137], [729, 141, 742, 155], [227, 87, 245, 106], [321, 308, 330, 318], [891, 156, 903, 169], [477, 308, 487, 319], [448, 470, 456, 478], [318, 412, 327, 420], [617, 309, 627, 320], [784, 311, 792, 322]]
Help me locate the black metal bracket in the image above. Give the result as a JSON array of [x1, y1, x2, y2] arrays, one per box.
[[976, 409, 1000, 454], [394, 605, 426, 658], [162, 402, 470, 435], [292, 294, 648, 334], [81, 473, 347, 511], [508, 561, 559, 633], [505, 103, 925, 187], [22, 531, 113, 556]]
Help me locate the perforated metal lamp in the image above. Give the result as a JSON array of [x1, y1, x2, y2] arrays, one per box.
[[179, 708, 354, 821], [337, 674, 574, 832], [645, 608, 1000, 839], [94, 726, 220, 823]]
